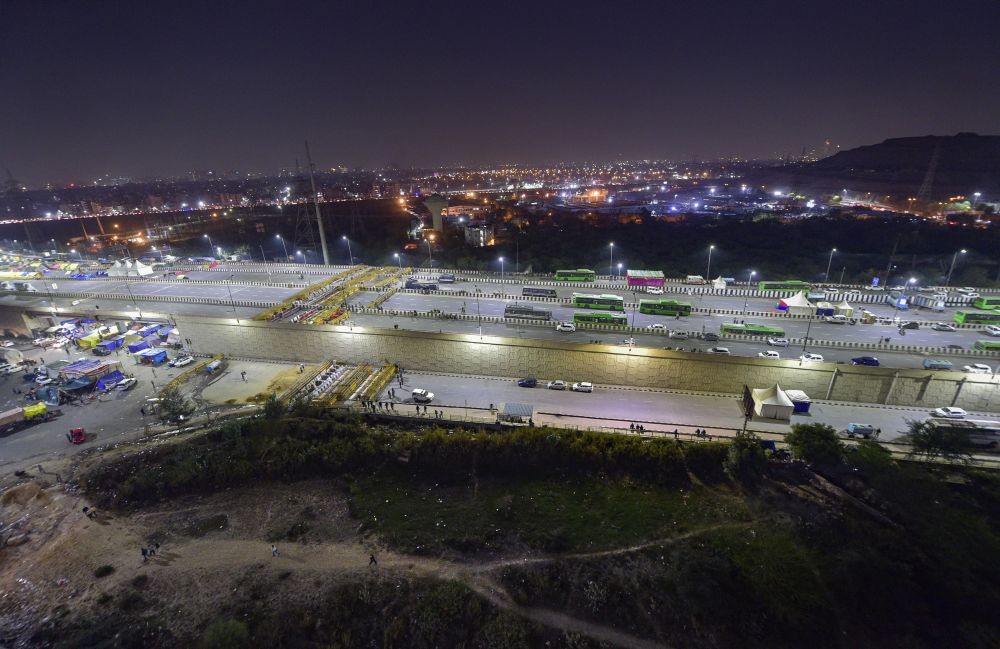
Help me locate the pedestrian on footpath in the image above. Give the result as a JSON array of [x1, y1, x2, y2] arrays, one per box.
[[241, 370, 247, 382], [369, 554, 378, 567], [271, 544, 279, 557]]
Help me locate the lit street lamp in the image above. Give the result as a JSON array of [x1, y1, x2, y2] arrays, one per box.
[[706, 244, 715, 279], [824, 247, 837, 283], [499, 256, 505, 281], [226, 274, 240, 324], [972, 192, 981, 208], [945, 249, 966, 287], [617, 262, 623, 278], [275, 234, 289, 261], [203, 234, 214, 257], [608, 242, 614, 278], [743, 271, 756, 314], [393, 252, 402, 271], [425, 236, 433, 267], [341, 235, 354, 266]]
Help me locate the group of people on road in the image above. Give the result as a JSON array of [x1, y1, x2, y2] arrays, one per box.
[[629, 423, 647, 433], [361, 400, 395, 412]]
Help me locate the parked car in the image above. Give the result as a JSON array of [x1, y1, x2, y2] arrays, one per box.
[[517, 377, 537, 388], [646, 287, 664, 295], [411, 388, 434, 403], [800, 353, 825, 362], [758, 350, 780, 359], [824, 315, 848, 324], [546, 380, 567, 390], [170, 355, 195, 367], [767, 337, 788, 347], [958, 287, 977, 294], [701, 332, 720, 342], [116, 377, 138, 391], [984, 325, 1000, 337], [67, 428, 87, 444], [931, 323, 956, 332], [932, 407, 967, 419], [571, 382, 593, 393], [35, 376, 56, 385], [963, 364, 993, 374], [668, 331, 689, 340], [622, 338, 636, 346], [555, 323, 576, 332], [708, 347, 731, 355], [648, 323, 666, 331], [851, 356, 880, 367]]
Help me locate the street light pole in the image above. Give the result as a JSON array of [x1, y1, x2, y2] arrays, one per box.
[[743, 271, 756, 314], [945, 249, 966, 287], [608, 242, 614, 278], [617, 262, 623, 278], [203, 234, 214, 257], [226, 274, 241, 324], [341, 235, 354, 265], [393, 252, 402, 271], [475, 288, 482, 339], [824, 247, 837, 283], [706, 245, 715, 279], [839, 266, 846, 285], [499, 257, 505, 281], [425, 237, 433, 267], [276, 234, 289, 261]]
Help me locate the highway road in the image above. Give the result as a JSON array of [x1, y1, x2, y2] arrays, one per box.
[[0, 294, 264, 319], [18, 278, 296, 302]]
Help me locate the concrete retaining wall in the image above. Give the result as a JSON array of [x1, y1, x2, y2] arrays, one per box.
[[173, 314, 1000, 413]]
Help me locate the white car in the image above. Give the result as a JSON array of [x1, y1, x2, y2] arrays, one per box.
[[116, 377, 138, 391], [932, 407, 967, 419], [571, 382, 593, 393], [170, 355, 195, 367], [963, 364, 993, 375], [0, 340, 14, 348], [758, 350, 780, 360], [555, 323, 576, 332], [35, 377, 55, 385], [646, 287, 664, 295], [707, 347, 731, 355], [931, 323, 956, 332], [824, 315, 848, 324], [32, 337, 50, 346], [800, 353, 825, 362], [51, 338, 70, 349], [411, 388, 434, 403], [668, 331, 689, 340], [622, 338, 636, 346], [958, 287, 977, 294], [984, 325, 1000, 337], [546, 380, 567, 390], [648, 324, 666, 331], [965, 292, 981, 299], [766, 337, 789, 347]]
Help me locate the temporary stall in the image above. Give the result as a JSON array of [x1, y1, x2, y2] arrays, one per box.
[[500, 402, 533, 424], [165, 328, 182, 346], [814, 301, 835, 316], [96, 336, 125, 353], [783, 389, 812, 414], [751, 384, 794, 421], [711, 277, 728, 290], [137, 348, 168, 365], [776, 292, 814, 316], [76, 332, 101, 349], [96, 370, 125, 391], [63, 377, 94, 391], [156, 324, 174, 338], [137, 324, 160, 337], [625, 270, 666, 289], [835, 300, 855, 318], [127, 340, 150, 353], [22, 402, 47, 419]]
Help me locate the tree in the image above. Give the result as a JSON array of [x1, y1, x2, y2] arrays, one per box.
[[200, 618, 249, 649], [724, 431, 768, 486], [158, 385, 195, 423], [786, 423, 845, 466], [263, 392, 285, 419], [907, 419, 973, 462]]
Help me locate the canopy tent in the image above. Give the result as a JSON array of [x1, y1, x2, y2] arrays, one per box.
[[137, 348, 168, 364], [107, 260, 154, 277], [712, 276, 728, 290], [76, 332, 101, 349], [96, 370, 125, 390], [165, 328, 182, 345], [783, 389, 812, 414], [776, 292, 814, 316], [835, 300, 855, 318], [136, 323, 160, 337], [814, 301, 835, 316], [751, 384, 794, 421], [500, 402, 533, 423], [97, 336, 125, 351], [127, 340, 150, 353]]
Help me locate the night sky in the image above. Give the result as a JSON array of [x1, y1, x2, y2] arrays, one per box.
[[2, 0, 999, 185]]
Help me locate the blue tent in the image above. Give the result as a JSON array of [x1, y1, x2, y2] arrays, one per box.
[[137, 324, 160, 337], [96, 370, 125, 390], [63, 377, 94, 391], [137, 348, 167, 364], [127, 340, 150, 353]]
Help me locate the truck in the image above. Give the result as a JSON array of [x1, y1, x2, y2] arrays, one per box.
[[912, 294, 946, 312], [0, 403, 61, 435]]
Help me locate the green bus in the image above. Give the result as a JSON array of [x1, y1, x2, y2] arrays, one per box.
[[573, 311, 628, 326], [720, 323, 785, 336], [555, 268, 596, 282], [638, 299, 693, 316], [973, 340, 1000, 351], [572, 292, 625, 311], [972, 296, 1000, 310], [758, 280, 811, 292], [954, 310, 1000, 325]]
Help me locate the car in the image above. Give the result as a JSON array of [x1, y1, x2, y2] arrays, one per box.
[[845, 423, 876, 439], [668, 331, 689, 340], [546, 380, 567, 390], [648, 323, 667, 331], [800, 353, 825, 362], [851, 356, 880, 367], [170, 355, 195, 367], [411, 388, 435, 403], [67, 428, 87, 444], [931, 323, 956, 332], [51, 338, 69, 349], [932, 407, 968, 419], [958, 287, 977, 294], [707, 347, 731, 355], [767, 337, 788, 347], [701, 332, 720, 342], [0, 340, 14, 348], [824, 315, 848, 324], [758, 350, 780, 359], [965, 292, 981, 299], [555, 323, 576, 332], [963, 364, 993, 374], [32, 337, 51, 346], [517, 377, 537, 388], [35, 377, 56, 385], [571, 382, 593, 393], [622, 338, 636, 346], [899, 321, 920, 330], [116, 377, 138, 391], [984, 325, 1000, 337], [646, 287, 664, 295]]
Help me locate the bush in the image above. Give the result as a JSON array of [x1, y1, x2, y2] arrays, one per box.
[[724, 432, 767, 486], [200, 618, 250, 649], [786, 423, 844, 466], [93, 565, 115, 578], [684, 442, 729, 483]]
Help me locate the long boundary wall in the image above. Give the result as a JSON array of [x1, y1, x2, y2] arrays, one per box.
[[173, 315, 1000, 413]]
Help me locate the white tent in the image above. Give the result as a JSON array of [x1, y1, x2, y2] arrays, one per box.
[[835, 300, 854, 318], [751, 384, 794, 421], [712, 276, 728, 290], [107, 260, 154, 278], [778, 291, 814, 316]]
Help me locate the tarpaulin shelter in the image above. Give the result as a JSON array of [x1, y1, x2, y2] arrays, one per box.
[[77, 332, 101, 349], [156, 324, 174, 338], [22, 402, 47, 418], [127, 340, 150, 353], [776, 292, 814, 316], [814, 301, 835, 316], [97, 336, 125, 352], [626, 270, 665, 289], [137, 323, 160, 337], [751, 385, 794, 421], [137, 348, 167, 365], [63, 377, 94, 391], [783, 389, 812, 414], [500, 402, 533, 423], [204, 359, 222, 373], [96, 370, 125, 390]]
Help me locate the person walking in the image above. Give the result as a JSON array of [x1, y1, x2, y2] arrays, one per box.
[[241, 370, 247, 382], [369, 554, 378, 567], [141, 547, 149, 563], [271, 544, 279, 557]]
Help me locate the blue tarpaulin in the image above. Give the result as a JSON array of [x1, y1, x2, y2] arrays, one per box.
[[157, 324, 174, 337], [98, 336, 125, 351], [137, 324, 160, 337], [127, 340, 150, 353], [96, 370, 125, 390], [63, 377, 94, 391], [137, 348, 167, 364]]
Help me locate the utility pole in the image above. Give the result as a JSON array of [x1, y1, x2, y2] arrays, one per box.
[[305, 141, 330, 265]]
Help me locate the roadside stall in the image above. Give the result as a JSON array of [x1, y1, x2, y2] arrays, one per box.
[[776, 292, 814, 316], [500, 402, 533, 425], [137, 348, 168, 365], [751, 384, 794, 421], [783, 389, 812, 414]]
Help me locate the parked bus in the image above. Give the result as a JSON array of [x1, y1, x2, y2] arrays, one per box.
[[573, 311, 628, 326], [954, 310, 1000, 325], [572, 293, 624, 311], [522, 287, 557, 298], [973, 339, 1000, 351], [554, 269, 596, 282], [638, 299, 693, 316], [503, 304, 552, 320], [758, 280, 811, 292], [923, 419, 1000, 449], [972, 296, 1000, 310], [720, 323, 786, 336]]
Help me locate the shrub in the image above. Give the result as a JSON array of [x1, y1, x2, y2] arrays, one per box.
[[786, 423, 844, 466], [684, 442, 729, 483], [724, 432, 767, 486], [94, 565, 115, 578], [200, 618, 250, 649]]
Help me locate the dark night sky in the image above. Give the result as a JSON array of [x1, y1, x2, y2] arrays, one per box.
[[2, 0, 999, 185]]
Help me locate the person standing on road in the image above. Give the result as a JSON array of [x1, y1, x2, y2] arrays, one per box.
[[240, 370, 247, 382]]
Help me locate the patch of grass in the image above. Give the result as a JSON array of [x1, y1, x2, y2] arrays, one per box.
[[351, 468, 750, 555], [266, 520, 310, 543], [130, 574, 149, 589], [96, 592, 113, 605], [93, 565, 115, 578], [184, 513, 229, 538]]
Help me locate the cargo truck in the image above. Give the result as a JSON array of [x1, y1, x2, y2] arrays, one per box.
[[0, 403, 61, 435]]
